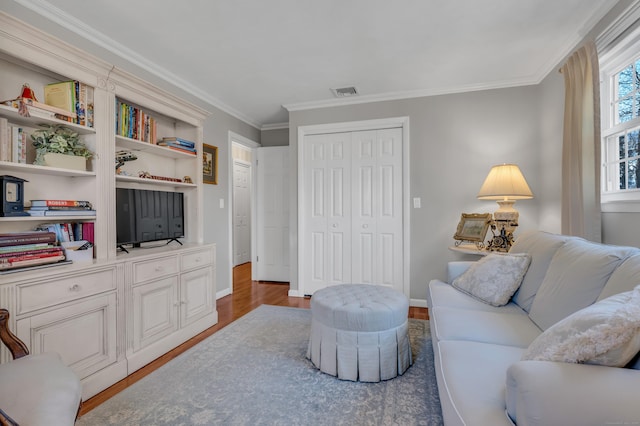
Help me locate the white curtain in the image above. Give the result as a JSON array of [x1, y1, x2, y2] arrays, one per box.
[[561, 40, 601, 242]]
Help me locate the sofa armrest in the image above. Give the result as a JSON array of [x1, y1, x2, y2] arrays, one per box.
[[447, 261, 475, 282], [506, 361, 640, 426]]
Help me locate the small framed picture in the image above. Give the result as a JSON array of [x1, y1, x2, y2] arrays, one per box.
[[203, 144, 218, 185], [453, 213, 492, 244]]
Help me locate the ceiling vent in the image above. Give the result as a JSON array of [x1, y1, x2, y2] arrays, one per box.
[[331, 86, 358, 98]]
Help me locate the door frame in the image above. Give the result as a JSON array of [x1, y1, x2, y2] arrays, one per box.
[[297, 116, 411, 297], [227, 131, 260, 293]]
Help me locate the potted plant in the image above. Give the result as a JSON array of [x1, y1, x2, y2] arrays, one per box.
[[31, 124, 93, 171]]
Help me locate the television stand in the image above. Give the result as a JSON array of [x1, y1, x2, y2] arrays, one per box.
[[117, 245, 130, 254], [166, 238, 183, 246]]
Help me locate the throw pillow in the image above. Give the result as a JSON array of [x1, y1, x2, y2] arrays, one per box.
[[451, 253, 531, 307], [522, 285, 640, 366]]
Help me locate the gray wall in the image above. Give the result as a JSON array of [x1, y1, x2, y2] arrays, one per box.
[[261, 128, 289, 146], [289, 86, 551, 302]]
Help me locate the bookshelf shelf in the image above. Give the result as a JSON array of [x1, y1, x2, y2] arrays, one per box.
[[0, 104, 96, 135], [0, 160, 96, 177], [115, 136, 196, 159], [115, 174, 196, 188], [0, 215, 96, 222]]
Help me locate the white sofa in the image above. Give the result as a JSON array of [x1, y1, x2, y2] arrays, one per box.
[[427, 230, 640, 426]]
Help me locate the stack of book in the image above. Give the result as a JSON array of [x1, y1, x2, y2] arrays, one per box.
[[26, 199, 96, 217], [158, 137, 196, 155], [0, 231, 65, 271], [0, 117, 27, 163], [44, 81, 94, 127], [35, 221, 94, 244], [116, 100, 157, 143]]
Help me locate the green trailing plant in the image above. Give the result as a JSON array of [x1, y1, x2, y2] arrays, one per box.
[[31, 124, 93, 165]]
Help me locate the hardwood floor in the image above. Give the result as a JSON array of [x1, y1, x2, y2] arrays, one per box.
[[79, 263, 428, 416]]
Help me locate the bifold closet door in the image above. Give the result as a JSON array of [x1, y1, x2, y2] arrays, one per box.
[[302, 127, 403, 295]]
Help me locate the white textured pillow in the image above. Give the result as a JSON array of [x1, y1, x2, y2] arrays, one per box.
[[522, 285, 640, 366], [451, 253, 531, 307]]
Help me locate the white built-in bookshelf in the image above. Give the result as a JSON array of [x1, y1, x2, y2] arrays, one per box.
[[0, 11, 216, 401]]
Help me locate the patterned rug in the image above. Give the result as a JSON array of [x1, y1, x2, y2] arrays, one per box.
[[77, 305, 443, 425]]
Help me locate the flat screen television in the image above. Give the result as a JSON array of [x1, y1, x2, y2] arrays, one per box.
[[116, 188, 184, 252]]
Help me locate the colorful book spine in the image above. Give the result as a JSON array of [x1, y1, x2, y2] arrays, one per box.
[[0, 254, 66, 270], [0, 243, 51, 253], [0, 247, 63, 259], [116, 100, 157, 143], [160, 137, 196, 148], [167, 145, 197, 155], [27, 209, 96, 217], [30, 200, 93, 208]]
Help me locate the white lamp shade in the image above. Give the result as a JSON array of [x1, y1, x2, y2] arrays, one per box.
[[477, 164, 533, 200]]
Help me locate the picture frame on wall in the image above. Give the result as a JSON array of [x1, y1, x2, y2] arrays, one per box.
[[453, 213, 492, 246], [203, 144, 218, 185]]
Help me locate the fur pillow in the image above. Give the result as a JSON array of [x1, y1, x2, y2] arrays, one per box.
[[522, 285, 640, 366], [452, 253, 531, 306]]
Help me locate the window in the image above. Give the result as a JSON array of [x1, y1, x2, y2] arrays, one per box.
[[600, 30, 640, 203]]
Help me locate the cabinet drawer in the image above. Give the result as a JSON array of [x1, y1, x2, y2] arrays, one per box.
[[181, 249, 213, 271], [133, 256, 179, 284], [17, 267, 116, 314]]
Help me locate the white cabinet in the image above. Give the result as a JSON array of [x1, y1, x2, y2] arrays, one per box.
[[5, 263, 127, 400], [125, 244, 217, 373]]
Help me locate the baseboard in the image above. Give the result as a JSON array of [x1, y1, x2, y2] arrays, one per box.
[[288, 289, 303, 297], [216, 288, 232, 299], [410, 298, 427, 308]]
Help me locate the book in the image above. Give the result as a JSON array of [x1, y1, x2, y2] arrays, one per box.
[[44, 81, 76, 115], [10, 126, 26, 164], [85, 85, 94, 128], [167, 146, 197, 156], [0, 117, 9, 162], [27, 209, 96, 217], [0, 232, 57, 247], [0, 243, 52, 253], [28, 206, 94, 211], [160, 137, 196, 148], [19, 97, 77, 119], [30, 200, 93, 208], [0, 254, 66, 270], [0, 247, 63, 259]]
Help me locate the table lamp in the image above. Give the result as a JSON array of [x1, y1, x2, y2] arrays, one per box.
[[477, 163, 533, 250]]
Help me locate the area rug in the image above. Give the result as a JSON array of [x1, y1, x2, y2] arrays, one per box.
[[77, 305, 443, 426]]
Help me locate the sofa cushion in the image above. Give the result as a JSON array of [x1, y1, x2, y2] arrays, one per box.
[[522, 285, 640, 366], [431, 306, 540, 348], [528, 238, 635, 330], [509, 231, 569, 312], [428, 280, 526, 314], [436, 340, 524, 426], [598, 252, 640, 301], [451, 253, 531, 307]]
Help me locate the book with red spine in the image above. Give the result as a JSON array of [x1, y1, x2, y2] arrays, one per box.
[[167, 145, 197, 156], [0, 251, 66, 265], [30, 200, 92, 208], [0, 254, 66, 270], [0, 247, 62, 259]]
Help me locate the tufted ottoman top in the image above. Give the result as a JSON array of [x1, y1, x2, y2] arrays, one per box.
[[310, 284, 409, 332]]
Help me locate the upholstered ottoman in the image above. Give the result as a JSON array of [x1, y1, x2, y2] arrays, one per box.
[[307, 284, 412, 382]]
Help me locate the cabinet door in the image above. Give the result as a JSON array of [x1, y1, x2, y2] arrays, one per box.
[[16, 293, 117, 380], [180, 267, 214, 328], [132, 277, 179, 351]]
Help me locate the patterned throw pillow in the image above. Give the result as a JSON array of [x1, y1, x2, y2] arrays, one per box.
[[452, 253, 531, 307], [522, 285, 640, 366]]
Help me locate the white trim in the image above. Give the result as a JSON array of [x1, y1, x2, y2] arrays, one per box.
[[297, 116, 411, 297], [597, 0, 640, 54], [14, 0, 261, 129], [227, 131, 260, 293], [410, 298, 428, 308], [216, 288, 232, 300], [261, 122, 289, 131]]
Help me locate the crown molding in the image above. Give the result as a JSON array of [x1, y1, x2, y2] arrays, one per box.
[[13, 0, 261, 130], [284, 77, 537, 112], [260, 122, 289, 131]]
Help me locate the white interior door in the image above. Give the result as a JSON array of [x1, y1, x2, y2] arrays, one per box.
[[302, 127, 403, 295], [255, 147, 290, 281], [233, 160, 251, 266]]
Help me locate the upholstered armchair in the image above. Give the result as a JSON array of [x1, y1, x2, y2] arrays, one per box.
[[0, 309, 82, 425]]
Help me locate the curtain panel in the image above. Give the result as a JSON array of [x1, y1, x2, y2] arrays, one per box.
[[561, 40, 601, 242]]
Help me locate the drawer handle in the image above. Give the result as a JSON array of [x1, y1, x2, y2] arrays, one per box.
[[69, 284, 80, 292], [195, 257, 202, 263], [155, 266, 164, 272]]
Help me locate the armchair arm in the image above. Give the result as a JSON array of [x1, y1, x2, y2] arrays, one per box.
[[0, 309, 28, 359], [506, 360, 640, 426], [447, 261, 475, 282]]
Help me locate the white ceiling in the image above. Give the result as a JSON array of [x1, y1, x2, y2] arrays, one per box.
[[12, 0, 618, 129]]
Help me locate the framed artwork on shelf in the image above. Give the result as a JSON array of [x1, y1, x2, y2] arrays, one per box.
[[453, 213, 492, 247], [203, 143, 218, 185]]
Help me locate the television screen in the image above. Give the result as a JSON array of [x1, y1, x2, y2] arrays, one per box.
[[116, 188, 184, 250]]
